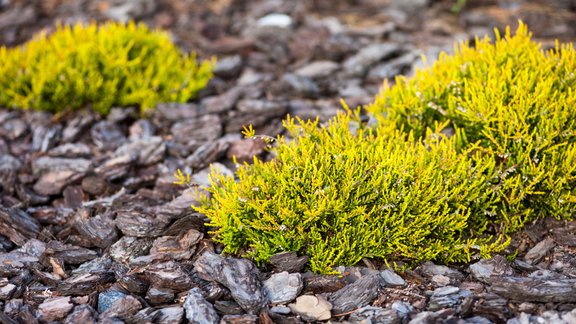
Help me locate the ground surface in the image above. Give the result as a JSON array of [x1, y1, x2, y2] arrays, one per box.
[[0, 0, 576, 323]]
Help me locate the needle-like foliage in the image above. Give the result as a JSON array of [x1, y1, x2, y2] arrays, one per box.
[[193, 22, 576, 274], [368, 21, 576, 234], [0, 21, 214, 115]]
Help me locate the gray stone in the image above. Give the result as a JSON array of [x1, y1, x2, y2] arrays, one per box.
[[380, 269, 406, 287], [31, 157, 92, 176], [288, 295, 332, 321], [0, 280, 16, 300], [432, 286, 459, 297], [184, 288, 219, 324], [0, 118, 27, 140], [283, 73, 319, 97], [391, 301, 413, 319], [418, 261, 464, 281], [4, 299, 23, 317], [343, 43, 402, 77], [237, 69, 265, 86], [562, 309, 576, 323], [98, 290, 127, 313], [270, 305, 291, 315], [0, 154, 21, 171], [469, 255, 514, 283], [257, 13, 293, 28], [295, 61, 340, 79], [431, 274, 451, 286], [349, 306, 400, 324], [214, 55, 243, 78], [263, 271, 303, 304]]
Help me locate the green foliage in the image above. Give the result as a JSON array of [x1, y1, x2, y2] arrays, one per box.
[[369, 21, 576, 233], [0, 21, 214, 115], [195, 114, 508, 274], [193, 22, 576, 274]]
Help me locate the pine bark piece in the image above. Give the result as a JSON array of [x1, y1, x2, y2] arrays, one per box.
[[524, 237, 556, 265], [0, 251, 38, 276], [57, 271, 115, 296], [549, 221, 576, 247], [146, 287, 175, 305], [184, 287, 220, 324], [269, 252, 308, 273], [220, 314, 259, 324], [301, 272, 347, 294], [0, 207, 41, 246], [37, 296, 74, 322], [115, 206, 172, 237], [133, 306, 183, 324], [99, 295, 142, 320], [43, 241, 98, 265], [490, 277, 576, 303], [194, 251, 268, 314], [73, 208, 119, 248], [349, 306, 400, 324], [329, 273, 382, 314], [64, 305, 97, 324], [143, 261, 194, 292]]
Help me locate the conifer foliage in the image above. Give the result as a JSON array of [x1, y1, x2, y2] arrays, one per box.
[[194, 22, 576, 274], [0, 21, 214, 115]]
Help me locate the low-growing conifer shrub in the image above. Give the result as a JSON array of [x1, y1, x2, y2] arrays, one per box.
[[0, 21, 214, 115], [369, 22, 576, 234], [190, 22, 576, 274]]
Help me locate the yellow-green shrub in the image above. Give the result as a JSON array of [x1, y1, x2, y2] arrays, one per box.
[[197, 115, 508, 274], [369, 22, 576, 233], [193, 22, 576, 274], [0, 21, 214, 115]]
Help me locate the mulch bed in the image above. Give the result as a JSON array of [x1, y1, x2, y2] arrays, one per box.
[[1, 0, 576, 323]]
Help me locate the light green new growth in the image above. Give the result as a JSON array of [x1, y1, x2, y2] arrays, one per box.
[[0, 21, 214, 115], [369, 22, 576, 232], [193, 22, 576, 274]]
